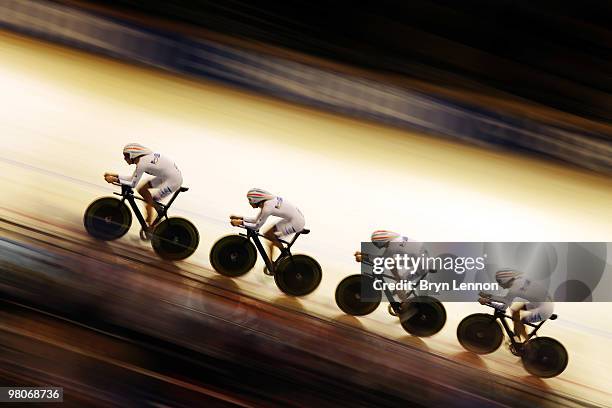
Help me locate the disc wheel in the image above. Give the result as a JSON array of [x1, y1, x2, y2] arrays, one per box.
[[335, 274, 381, 316], [522, 337, 569, 378], [274, 254, 322, 296], [83, 197, 132, 240], [457, 313, 504, 354], [151, 217, 199, 260], [209, 235, 257, 277], [400, 296, 447, 337]]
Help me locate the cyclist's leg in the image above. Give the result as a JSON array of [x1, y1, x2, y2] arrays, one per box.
[[510, 302, 528, 340], [151, 181, 177, 202], [263, 225, 284, 263], [263, 219, 300, 261], [520, 302, 553, 324], [275, 215, 304, 237], [137, 179, 156, 225], [144, 176, 178, 226]]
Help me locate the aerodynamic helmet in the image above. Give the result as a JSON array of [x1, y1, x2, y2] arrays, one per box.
[[495, 269, 523, 286], [123, 143, 152, 160], [247, 188, 274, 205], [371, 230, 401, 249]]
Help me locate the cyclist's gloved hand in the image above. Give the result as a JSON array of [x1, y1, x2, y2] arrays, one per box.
[[230, 218, 243, 227], [104, 173, 118, 184]]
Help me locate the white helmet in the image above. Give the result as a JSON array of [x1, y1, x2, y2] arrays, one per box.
[[247, 188, 273, 205], [495, 269, 523, 286], [371, 230, 400, 249], [123, 143, 152, 160]]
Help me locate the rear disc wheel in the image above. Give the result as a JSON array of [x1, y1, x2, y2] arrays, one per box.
[[522, 337, 568, 378], [400, 296, 446, 337], [274, 254, 322, 296], [151, 217, 199, 260]]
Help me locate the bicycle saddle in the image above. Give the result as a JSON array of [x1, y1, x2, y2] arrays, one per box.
[[179, 187, 189, 192], [549, 314, 558, 320], [301, 228, 310, 234]]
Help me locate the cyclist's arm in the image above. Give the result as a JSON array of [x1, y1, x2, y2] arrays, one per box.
[[488, 290, 513, 310], [118, 163, 145, 188], [243, 206, 271, 230], [379, 248, 404, 281]]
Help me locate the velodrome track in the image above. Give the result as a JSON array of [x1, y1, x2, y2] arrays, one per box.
[[1, 31, 612, 406]]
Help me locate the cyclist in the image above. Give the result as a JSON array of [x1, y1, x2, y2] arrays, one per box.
[[354, 230, 402, 262], [355, 230, 427, 306], [104, 143, 183, 236], [230, 188, 305, 267], [481, 269, 554, 342], [355, 230, 425, 278]]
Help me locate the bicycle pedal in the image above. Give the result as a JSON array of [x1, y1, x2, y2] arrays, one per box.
[[509, 342, 524, 357], [139, 228, 152, 241]]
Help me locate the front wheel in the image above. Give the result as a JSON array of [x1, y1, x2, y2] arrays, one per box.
[[457, 313, 503, 354], [84, 197, 132, 240], [209, 235, 257, 277], [400, 296, 446, 337], [274, 254, 322, 296], [335, 274, 381, 316], [522, 337, 568, 378], [151, 217, 199, 260]]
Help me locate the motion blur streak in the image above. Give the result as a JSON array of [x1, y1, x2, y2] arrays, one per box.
[[1, 31, 612, 406]]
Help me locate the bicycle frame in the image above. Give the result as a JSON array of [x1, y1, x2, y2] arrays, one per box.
[[113, 184, 185, 229], [487, 303, 551, 345], [237, 226, 304, 272]]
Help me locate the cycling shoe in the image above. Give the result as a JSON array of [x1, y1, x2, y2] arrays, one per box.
[[509, 341, 525, 357]]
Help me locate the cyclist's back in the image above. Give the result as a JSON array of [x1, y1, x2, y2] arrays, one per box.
[[243, 195, 305, 235], [491, 270, 554, 324], [119, 152, 182, 191]]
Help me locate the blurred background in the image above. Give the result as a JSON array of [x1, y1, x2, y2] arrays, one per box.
[[87, 0, 612, 124], [1, 0, 611, 407]]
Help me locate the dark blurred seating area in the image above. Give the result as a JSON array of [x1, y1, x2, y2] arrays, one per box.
[[1, 224, 548, 407], [86, 0, 612, 124]]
